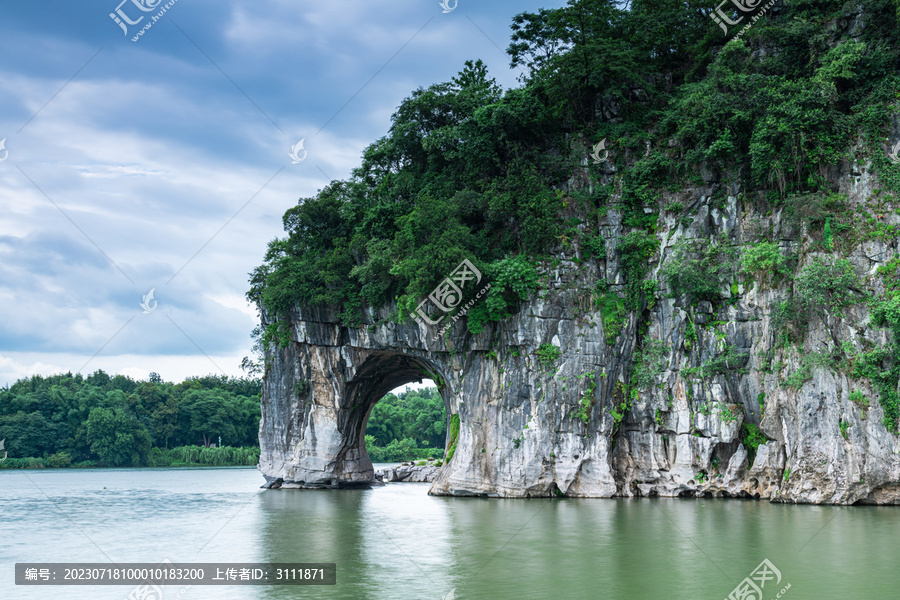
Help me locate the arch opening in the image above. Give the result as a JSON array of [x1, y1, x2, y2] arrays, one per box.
[[364, 383, 445, 465], [342, 352, 453, 483]]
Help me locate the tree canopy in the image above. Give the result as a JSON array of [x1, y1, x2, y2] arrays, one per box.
[[0, 371, 261, 467], [248, 0, 900, 344], [364, 387, 446, 462]]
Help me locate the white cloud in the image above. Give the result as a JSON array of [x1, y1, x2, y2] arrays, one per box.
[[0, 0, 552, 384], [0, 352, 246, 387], [209, 292, 258, 319]]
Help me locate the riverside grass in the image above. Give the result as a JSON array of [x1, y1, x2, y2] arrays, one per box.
[[0, 445, 261, 469]]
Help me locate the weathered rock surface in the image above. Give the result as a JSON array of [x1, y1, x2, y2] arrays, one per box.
[[379, 465, 441, 483], [257, 164, 900, 504]]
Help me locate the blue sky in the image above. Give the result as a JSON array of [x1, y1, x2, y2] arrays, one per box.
[[0, 0, 558, 385]]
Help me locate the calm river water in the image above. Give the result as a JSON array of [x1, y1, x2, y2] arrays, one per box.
[[1, 466, 898, 599]]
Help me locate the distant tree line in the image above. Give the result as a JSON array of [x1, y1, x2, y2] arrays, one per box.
[[0, 371, 261, 467], [365, 387, 446, 462], [0, 371, 448, 467]]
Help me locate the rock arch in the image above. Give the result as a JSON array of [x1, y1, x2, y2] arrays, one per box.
[[256, 298, 623, 497], [338, 350, 451, 481], [257, 311, 457, 490]]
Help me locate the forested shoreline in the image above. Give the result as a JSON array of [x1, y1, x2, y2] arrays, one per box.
[[0, 371, 261, 468], [364, 387, 446, 462], [0, 371, 444, 468]]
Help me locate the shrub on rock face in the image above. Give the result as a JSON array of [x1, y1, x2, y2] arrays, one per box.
[[466, 255, 539, 335], [660, 238, 737, 301], [872, 294, 900, 345], [771, 257, 864, 341], [618, 230, 659, 310], [794, 257, 862, 317], [740, 242, 789, 282], [632, 340, 669, 390], [535, 343, 562, 369], [741, 423, 768, 464]]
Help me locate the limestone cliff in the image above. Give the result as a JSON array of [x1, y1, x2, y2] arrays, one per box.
[[252, 0, 900, 504], [257, 152, 900, 504]]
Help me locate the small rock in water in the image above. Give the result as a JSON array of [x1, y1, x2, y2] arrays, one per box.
[[379, 464, 440, 483]]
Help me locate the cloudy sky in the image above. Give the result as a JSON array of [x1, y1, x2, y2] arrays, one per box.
[[0, 0, 558, 385]]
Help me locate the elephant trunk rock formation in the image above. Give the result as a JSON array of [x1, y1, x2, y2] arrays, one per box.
[[258, 181, 900, 504]]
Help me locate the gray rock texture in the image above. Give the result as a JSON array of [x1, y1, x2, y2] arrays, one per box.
[[379, 465, 441, 483], [257, 169, 900, 504]]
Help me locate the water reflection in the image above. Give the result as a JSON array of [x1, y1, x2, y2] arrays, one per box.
[[2, 468, 899, 600]]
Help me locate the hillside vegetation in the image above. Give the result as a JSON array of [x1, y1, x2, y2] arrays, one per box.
[[248, 0, 900, 425]]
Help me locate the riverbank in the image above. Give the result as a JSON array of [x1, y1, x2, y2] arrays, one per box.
[[0, 445, 260, 469], [0, 448, 434, 471]]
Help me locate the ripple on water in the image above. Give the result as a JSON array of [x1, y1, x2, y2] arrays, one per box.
[[2, 468, 900, 599]]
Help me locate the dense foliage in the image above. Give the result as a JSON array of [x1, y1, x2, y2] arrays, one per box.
[[661, 237, 737, 301], [249, 0, 899, 324], [0, 371, 261, 467], [248, 59, 558, 339], [365, 387, 446, 462], [1, 445, 260, 470]]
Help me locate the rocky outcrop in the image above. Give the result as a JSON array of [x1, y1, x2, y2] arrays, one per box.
[[379, 464, 441, 483], [257, 161, 899, 504]]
